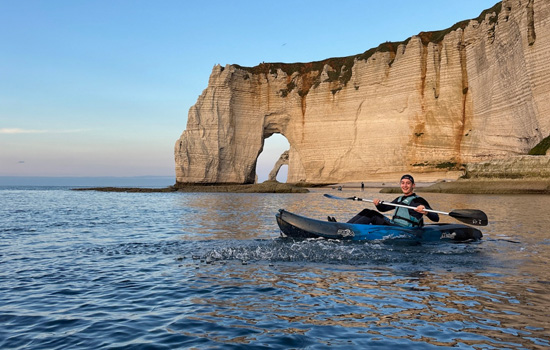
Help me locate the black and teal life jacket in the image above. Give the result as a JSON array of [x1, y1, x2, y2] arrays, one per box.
[[390, 194, 423, 227]]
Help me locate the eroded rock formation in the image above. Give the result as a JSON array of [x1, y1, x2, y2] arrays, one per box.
[[175, 0, 550, 184], [267, 150, 289, 182]]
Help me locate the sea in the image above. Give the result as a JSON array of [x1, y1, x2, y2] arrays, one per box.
[[1, 185, 549, 349]]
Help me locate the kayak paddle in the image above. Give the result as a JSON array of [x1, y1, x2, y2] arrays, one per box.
[[323, 194, 488, 226]]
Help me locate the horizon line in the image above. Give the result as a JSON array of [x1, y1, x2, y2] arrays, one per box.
[[0, 175, 175, 178]]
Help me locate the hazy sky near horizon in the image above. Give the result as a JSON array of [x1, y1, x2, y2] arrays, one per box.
[[1, 0, 499, 181]]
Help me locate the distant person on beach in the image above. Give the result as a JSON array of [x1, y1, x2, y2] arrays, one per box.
[[328, 174, 439, 227], [361, 182, 364, 190]]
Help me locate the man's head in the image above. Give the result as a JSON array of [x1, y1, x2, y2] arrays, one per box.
[[400, 174, 415, 195]]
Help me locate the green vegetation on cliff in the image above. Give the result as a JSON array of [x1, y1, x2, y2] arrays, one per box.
[[528, 135, 550, 155]]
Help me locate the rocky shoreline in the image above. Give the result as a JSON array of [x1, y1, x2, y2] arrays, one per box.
[[378, 178, 550, 194], [73, 178, 550, 195], [72, 181, 309, 193], [419, 178, 550, 194]]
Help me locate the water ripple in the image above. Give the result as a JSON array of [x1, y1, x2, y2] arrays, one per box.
[[1, 188, 549, 349]]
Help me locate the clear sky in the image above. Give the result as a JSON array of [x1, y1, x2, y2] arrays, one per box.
[[0, 0, 499, 182]]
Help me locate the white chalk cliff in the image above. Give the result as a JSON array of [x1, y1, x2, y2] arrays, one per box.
[[175, 0, 550, 184]]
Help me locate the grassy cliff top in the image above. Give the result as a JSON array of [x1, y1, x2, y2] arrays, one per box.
[[234, 2, 502, 88]]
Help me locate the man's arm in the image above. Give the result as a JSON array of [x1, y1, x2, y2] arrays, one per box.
[[373, 198, 397, 212], [413, 197, 440, 222]]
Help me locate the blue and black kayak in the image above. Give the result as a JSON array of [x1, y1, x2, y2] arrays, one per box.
[[276, 209, 483, 242]]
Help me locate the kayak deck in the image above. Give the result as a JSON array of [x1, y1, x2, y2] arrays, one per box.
[[276, 209, 482, 242]]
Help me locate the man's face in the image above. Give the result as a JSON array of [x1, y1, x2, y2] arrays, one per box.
[[400, 179, 414, 195]]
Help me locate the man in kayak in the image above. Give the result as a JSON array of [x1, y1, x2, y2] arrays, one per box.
[[329, 174, 439, 227]]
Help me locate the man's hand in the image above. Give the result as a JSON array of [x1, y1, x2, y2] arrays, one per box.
[[415, 205, 427, 214]]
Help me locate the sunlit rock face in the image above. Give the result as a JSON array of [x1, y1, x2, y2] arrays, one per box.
[[175, 0, 550, 184]]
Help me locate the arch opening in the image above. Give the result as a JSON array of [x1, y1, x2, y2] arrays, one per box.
[[255, 133, 290, 183]]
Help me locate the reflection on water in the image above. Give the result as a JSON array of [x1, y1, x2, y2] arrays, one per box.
[[1, 187, 550, 349], [181, 258, 550, 348], [176, 193, 292, 240]]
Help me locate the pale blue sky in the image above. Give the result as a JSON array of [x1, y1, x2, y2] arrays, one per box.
[[0, 0, 499, 181]]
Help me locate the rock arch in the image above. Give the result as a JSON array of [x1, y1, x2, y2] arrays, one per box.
[[174, 93, 307, 185]]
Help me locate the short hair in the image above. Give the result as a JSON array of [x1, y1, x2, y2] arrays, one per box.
[[400, 174, 414, 184]]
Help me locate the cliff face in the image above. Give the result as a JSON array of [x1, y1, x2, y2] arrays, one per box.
[[175, 0, 550, 184]]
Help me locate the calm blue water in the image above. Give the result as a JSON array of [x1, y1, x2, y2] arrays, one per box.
[[1, 186, 549, 349]]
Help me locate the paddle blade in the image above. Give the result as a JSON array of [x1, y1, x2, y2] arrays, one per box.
[[449, 209, 488, 226], [323, 194, 357, 201]]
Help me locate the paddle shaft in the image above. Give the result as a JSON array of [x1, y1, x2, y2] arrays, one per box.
[[323, 193, 488, 226], [358, 198, 448, 215]]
